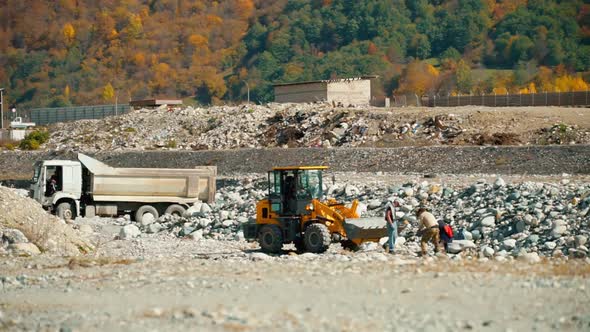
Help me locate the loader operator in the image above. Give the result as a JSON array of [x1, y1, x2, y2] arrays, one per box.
[[416, 208, 443, 256]]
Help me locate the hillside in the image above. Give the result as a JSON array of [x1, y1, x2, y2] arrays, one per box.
[[0, 0, 589, 108]]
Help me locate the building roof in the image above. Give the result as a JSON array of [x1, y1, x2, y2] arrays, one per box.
[[130, 99, 183, 107], [273, 76, 378, 87]]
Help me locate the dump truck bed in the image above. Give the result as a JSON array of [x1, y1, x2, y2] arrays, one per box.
[[78, 153, 216, 203]]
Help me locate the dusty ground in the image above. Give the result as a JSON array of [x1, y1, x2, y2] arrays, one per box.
[[2, 233, 590, 332]]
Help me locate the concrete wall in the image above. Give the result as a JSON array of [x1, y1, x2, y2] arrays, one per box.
[[327, 80, 371, 105], [274, 82, 327, 103]]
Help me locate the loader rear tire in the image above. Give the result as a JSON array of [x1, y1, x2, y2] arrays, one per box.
[[304, 223, 331, 253], [258, 225, 283, 253]]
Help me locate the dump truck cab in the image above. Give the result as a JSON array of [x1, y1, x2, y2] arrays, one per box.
[[244, 166, 387, 254], [31, 160, 83, 220]]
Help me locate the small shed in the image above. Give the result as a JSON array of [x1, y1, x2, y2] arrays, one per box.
[[273, 76, 376, 105]]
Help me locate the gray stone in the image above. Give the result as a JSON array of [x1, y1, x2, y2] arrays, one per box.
[[471, 230, 482, 241], [119, 224, 141, 239], [222, 220, 234, 228], [527, 234, 540, 244], [447, 240, 476, 254], [544, 242, 557, 250], [481, 216, 496, 227], [8, 243, 41, 256], [344, 184, 360, 197], [146, 223, 162, 234], [2, 228, 28, 244], [503, 239, 517, 250], [140, 213, 156, 226], [188, 229, 203, 241], [494, 177, 506, 188], [575, 235, 588, 247], [482, 246, 495, 258], [462, 230, 473, 240], [200, 203, 212, 214]]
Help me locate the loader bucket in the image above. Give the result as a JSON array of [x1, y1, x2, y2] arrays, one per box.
[[343, 217, 388, 242]]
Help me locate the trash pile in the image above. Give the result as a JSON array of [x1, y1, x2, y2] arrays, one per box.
[[43, 104, 475, 151], [113, 175, 590, 260], [535, 123, 590, 145]]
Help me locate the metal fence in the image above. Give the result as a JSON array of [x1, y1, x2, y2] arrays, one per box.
[[422, 91, 590, 108], [25, 104, 130, 125]]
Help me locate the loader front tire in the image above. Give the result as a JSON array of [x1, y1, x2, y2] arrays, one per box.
[[304, 223, 331, 253], [258, 225, 283, 253]]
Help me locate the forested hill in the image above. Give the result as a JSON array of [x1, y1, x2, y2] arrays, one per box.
[[0, 0, 589, 108]]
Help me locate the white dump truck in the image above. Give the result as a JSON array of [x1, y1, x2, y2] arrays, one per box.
[[31, 153, 216, 223]]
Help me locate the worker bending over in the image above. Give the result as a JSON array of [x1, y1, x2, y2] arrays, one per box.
[[416, 208, 443, 256]]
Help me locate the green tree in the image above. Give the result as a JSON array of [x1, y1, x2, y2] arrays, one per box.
[[455, 60, 472, 94]]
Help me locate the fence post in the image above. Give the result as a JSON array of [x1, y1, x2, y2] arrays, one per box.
[[494, 92, 496, 107], [433, 95, 436, 107], [587, 90, 588, 106], [532, 92, 534, 106], [545, 91, 548, 106], [519, 91, 522, 106], [506, 92, 509, 107], [558, 91, 560, 106]]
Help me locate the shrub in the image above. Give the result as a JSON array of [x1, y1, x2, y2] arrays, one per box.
[[19, 129, 50, 150], [166, 139, 177, 148]]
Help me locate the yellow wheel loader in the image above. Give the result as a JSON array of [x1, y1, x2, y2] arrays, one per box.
[[243, 166, 388, 253]]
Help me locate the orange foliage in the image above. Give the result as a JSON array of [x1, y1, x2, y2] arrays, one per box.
[[189, 34, 209, 47], [62, 23, 76, 46], [133, 52, 146, 67], [492, 0, 528, 20], [367, 42, 378, 55], [206, 14, 223, 27], [396, 61, 439, 95], [235, 0, 254, 19]]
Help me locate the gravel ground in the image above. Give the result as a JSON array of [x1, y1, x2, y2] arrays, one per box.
[[2, 172, 590, 331], [2, 232, 590, 331]]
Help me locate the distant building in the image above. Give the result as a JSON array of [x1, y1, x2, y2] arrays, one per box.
[[273, 76, 376, 105]]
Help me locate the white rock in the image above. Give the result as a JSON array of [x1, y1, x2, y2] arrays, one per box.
[[544, 241, 557, 250], [200, 203, 212, 214], [222, 220, 234, 228], [494, 177, 506, 188], [519, 252, 541, 263], [482, 246, 495, 258], [481, 216, 496, 227], [119, 224, 141, 239], [575, 235, 588, 247], [2, 229, 28, 244], [8, 243, 41, 256], [140, 213, 156, 226], [447, 240, 476, 254], [188, 229, 203, 241], [503, 239, 517, 250], [250, 252, 272, 261]]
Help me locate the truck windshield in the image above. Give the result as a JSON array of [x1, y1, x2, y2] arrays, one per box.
[[32, 162, 42, 183]]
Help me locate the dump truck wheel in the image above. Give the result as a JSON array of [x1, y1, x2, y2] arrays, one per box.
[[165, 204, 186, 217], [56, 202, 74, 222], [304, 223, 331, 253], [258, 224, 283, 253], [135, 205, 159, 224]]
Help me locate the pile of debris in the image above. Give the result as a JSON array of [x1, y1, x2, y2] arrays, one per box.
[[42, 104, 472, 152], [535, 124, 590, 145], [0, 185, 93, 256], [112, 175, 589, 260]]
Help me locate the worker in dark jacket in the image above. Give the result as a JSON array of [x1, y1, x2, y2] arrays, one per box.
[[438, 220, 454, 252]]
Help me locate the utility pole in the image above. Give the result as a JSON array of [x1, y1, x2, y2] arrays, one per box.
[[115, 91, 119, 116], [243, 80, 250, 104], [0, 88, 4, 129]]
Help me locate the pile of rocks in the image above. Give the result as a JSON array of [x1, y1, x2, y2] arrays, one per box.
[[535, 123, 590, 145], [0, 185, 93, 256], [113, 175, 589, 260], [43, 104, 475, 152]]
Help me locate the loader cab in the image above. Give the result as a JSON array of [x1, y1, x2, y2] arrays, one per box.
[[267, 166, 326, 215]]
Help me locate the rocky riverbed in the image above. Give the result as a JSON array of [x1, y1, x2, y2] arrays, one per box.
[[2, 172, 590, 331]]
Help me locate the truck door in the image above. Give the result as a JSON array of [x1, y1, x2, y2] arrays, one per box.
[[268, 171, 283, 214]]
